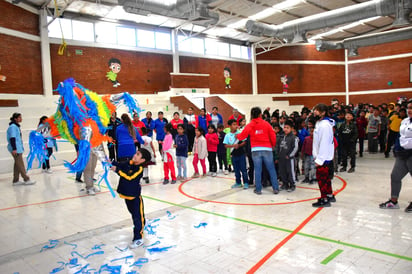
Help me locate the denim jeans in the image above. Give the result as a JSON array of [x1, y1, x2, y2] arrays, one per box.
[[176, 156, 187, 178], [232, 154, 248, 185], [252, 150, 278, 192]]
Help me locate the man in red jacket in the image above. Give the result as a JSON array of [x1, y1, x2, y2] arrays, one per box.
[[228, 108, 243, 126], [236, 107, 279, 195]]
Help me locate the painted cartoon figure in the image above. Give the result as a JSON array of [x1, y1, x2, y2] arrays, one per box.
[[0, 65, 6, 82], [224, 67, 232, 89], [106, 58, 121, 87], [281, 74, 291, 94]]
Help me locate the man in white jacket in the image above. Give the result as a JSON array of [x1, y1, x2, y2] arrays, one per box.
[[312, 104, 336, 207]]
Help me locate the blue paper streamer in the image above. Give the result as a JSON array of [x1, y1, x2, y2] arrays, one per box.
[[143, 241, 160, 248], [98, 264, 121, 274], [50, 262, 65, 274], [71, 250, 104, 259], [73, 263, 90, 274], [146, 246, 175, 254], [64, 139, 90, 173], [64, 241, 78, 249], [97, 162, 116, 197], [41, 239, 59, 252], [144, 218, 160, 235], [110, 255, 133, 264], [27, 131, 48, 171], [92, 244, 106, 250], [166, 211, 176, 220], [194, 222, 208, 229], [114, 246, 128, 252], [130, 258, 148, 269], [67, 258, 81, 268]]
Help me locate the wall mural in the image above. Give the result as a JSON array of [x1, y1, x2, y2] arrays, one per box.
[[106, 58, 121, 87], [224, 67, 232, 89], [0, 65, 6, 82]]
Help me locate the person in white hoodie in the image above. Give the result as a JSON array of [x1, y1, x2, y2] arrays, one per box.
[[312, 104, 336, 208]]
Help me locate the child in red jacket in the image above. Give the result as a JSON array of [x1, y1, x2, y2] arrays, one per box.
[[206, 124, 219, 177]]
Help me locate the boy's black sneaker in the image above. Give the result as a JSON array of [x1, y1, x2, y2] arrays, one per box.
[[253, 189, 262, 195], [312, 199, 331, 208], [347, 167, 355, 173], [405, 202, 412, 213], [339, 167, 346, 172], [301, 178, 309, 183], [327, 195, 336, 203]]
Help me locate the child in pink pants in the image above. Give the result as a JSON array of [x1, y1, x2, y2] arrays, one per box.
[[192, 127, 207, 177], [162, 123, 176, 184]]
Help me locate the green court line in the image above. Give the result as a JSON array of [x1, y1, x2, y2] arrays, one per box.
[[143, 195, 412, 262], [321, 249, 343, 265]]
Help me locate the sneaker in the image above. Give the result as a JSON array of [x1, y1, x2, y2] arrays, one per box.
[[301, 178, 309, 183], [327, 195, 336, 203], [212, 172, 217, 177], [289, 185, 296, 192], [224, 170, 229, 175], [273, 189, 279, 194], [45, 169, 53, 174], [42, 169, 47, 173], [86, 188, 96, 196], [202, 173, 207, 177], [93, 187, 101, 193], [180, 177, 187, 181], [163, 179, 170, 185], [218, 169, 223, 174], [243, 183, 249, 189], [339, 167, 346, 172], [176, 176, 182, 180], [405, 202, 412, 213], [312, 199, 331, 208], [171, 180, 177, 184], [12, 181, 24, 186], [143, 177, 150, 184], [129, 239, 144, 249], [75, 179, 83, 183], [253, 189, 262, 195], [192, 172, 200, 178], [379, 199, 399, 209], [207, 172, 213, 176], [309, 179, 316, 184], [347, 167, 355, 173], [23, 180, 36, 185], [231, 183, 243, 189]]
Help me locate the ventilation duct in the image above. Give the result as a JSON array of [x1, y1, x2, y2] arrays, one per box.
[[315, 26, 412, 56], [246, 0, 412, 43], [119, 0, 219, 27]]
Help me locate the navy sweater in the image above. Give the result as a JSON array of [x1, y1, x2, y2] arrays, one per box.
[[175, 134, 189, 157], [113, 160, 144, 198]]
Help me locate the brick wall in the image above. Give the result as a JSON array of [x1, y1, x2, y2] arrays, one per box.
[[50, 44, 173, 94], [171, 74, 209, 88], [0, 34, 43, 94], [256, 45, 345, 94], [180, 56, 252, 94], [170, 96, 201, 114], [0, 1, 39, 36]]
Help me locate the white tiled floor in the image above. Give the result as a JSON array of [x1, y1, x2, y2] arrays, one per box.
[[0, 152, 412, 273]]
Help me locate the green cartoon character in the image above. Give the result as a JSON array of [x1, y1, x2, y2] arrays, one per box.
[[224, 67, 232, 89], [106, 58, 121, 87]]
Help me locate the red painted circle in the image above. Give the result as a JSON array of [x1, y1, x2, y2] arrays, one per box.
[[178, 176, 347, 206]]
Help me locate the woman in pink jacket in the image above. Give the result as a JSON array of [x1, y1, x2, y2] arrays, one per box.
[[237, 107, 279, 195]]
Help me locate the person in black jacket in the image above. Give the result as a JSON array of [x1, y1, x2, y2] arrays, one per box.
[[338, 112, 358, 173], [111, 148, 151, 249], [107, 112, 122, 161]]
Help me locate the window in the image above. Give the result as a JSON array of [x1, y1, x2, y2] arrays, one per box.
[[155, 32, 171, 50], [117, 27, 136, 46], [72, 20, 94, 42], [230, 44, 241, 58], [191, 37, 204, 55], [240, 46, 250, 59], [217, 42, 230, 57], [47, 17, 72, 40], [178, 35, 191, 52], [137, 29, 155, 48], [205, 38, 218, 55], [95, 22, 117, 44]]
